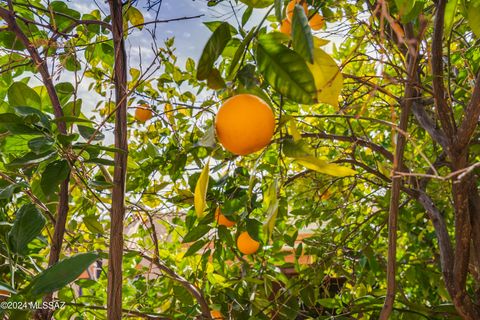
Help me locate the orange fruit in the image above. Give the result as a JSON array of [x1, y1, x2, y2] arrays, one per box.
[[215, 207, 236, 228], [210, 310, 224, 319], [286, 0, 308, 22], [215, 94, 275, 155], [135, 105, 153, 122], [237, 231, 260, 255], [309, 13, 324, 30], [280, 19, 291, 36]]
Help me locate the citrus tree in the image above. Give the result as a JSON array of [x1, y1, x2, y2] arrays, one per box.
[[0, 0, 479, 319]]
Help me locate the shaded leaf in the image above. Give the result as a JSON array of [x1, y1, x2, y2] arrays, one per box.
[[8, 204, 46, 255], [29, 253, 98, 296], [28, 137, 55, 154], [227, 29, 255, 79], [78, 125, 104, 141], [8, 82, 41, 108], [40, 160, 70, 197], [182, 224, 211, 243], [184, 239, 208, 257], [197, 22, 232, 80], [291, 4, 314, 63], [7, 151, 57, 168]]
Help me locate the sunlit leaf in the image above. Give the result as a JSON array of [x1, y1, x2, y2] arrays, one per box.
[[29, 253, 98, 296], [194, 159, 210, 218], [239, 0, 274, 8], [256, 33, 316, 104], [307, 48, 343, 107], [283, 139, 356, 177]]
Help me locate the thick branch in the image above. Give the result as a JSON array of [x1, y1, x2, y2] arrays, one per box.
[[107, 1, 128, 319], [455, 71, 480, 150], [411, 101, 449, 149], [431, 0, 455, 142], [379, 21, 419, 319]]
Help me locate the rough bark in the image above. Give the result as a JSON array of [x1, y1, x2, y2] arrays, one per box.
[[107, 1, 129, 319]]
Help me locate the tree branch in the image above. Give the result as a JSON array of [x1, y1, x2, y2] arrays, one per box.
[[379, 19, 420, 320], [431, 0, 456, 143], [107, 1, 129, 319]]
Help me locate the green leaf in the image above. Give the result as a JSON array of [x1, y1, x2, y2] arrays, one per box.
[[444, 0, 458, 36], [197, 125, 217, 148], [206, 68, 226, 90], [239, 0, 274, 8], [274, 0, 283, 22], [8, 82, 41, 108], [8, 204, 46, 255], [197, 22, 232, 80], [7, 151, 57, 168], [465, 0, 480, 38], [263, 180, 279, 241], [194, 159, 210, 218], [28, 137, 55, 154], [182, 224, 211, 243], [15, 106, 51, 130], [83, 216, 103, 233], [307, 48, 343, 107], [256, 33, 316, 104], [291, 4, 314, 63], [29, 253, 98, 296], [55, 82, 74, 105], [227, 29, 256, 79], [184, 239, 208, 257], [78, 125, 105, 141], [242, 6, 253, 26], [53, 116, 94, 124], [0, 183, 27, 200], [0, 113, 23, 123], [41, 160, 70, 197]]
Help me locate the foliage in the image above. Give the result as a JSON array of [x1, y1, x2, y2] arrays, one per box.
[[0, 0, 479, 319]]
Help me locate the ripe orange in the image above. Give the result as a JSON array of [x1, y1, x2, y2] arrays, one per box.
[[309, 13, 324, 30], [280, 19, 291, 36], [135, 105, 153, 122], [237, 231, 260, 255], [215, 207, 236, 228], [215, 94, 275, 155], [286, 0, 308, 22], [210, 310, 224, 319]]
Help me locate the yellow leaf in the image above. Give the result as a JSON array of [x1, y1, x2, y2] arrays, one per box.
[[194, 159, 210, 218], [307, 48, 343, 107], [126, 7, 144, 30], [288, 118, 302, 142], [295, 156, 356, 177], [313, 36, 330, 47], [164, 103, 175, 128]]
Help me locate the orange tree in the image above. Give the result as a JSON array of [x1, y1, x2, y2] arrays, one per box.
[[0, 0, 480, 319]]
